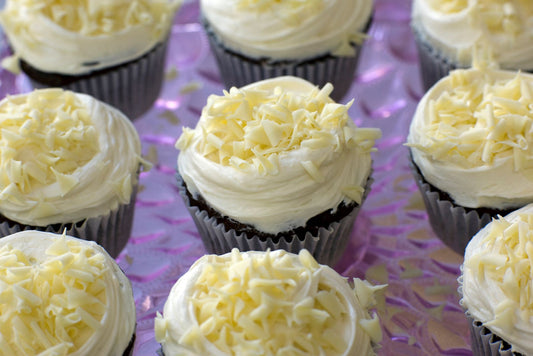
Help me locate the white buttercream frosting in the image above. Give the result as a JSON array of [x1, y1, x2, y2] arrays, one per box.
[[407, 68, 533, 209], [200, 0, 373, 60], [176, 76, 381, 234], [412, 0, 533, 69], [461, 203, 533, 355], [0, 0, 182, 75], [155, 249, 384, 356], [0, 88, 142, 226], [0, 230, 135, 356]]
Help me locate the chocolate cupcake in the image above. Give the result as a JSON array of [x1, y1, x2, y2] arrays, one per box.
[[460, 204, 533, 355], [411, 0, 533, 90], [200, 0, 373, 101], [176, 76, 380, 266], [0, 0, 182, 119], [407, 67, 533, 254], [155, 248, 385, 355], [0, 88, 143, 257], [0, 230, 136, 355]]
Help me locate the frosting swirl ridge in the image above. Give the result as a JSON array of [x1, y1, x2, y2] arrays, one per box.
[[200, 0, 373, 60], [0, 230, 135, 356], [412, 0, 533, 69]]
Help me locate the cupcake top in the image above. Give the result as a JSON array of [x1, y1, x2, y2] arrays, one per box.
[[155, 248, 384, 356], [0, 0, 182, 75], [412, 0, 533, 69], [176, 76, 381, 234], [0, 230, 135, 355], [407, 68, 533, 209], [200, 0, 372, 60], [461, 203, 533, 355], [0, 88, 142, 226]]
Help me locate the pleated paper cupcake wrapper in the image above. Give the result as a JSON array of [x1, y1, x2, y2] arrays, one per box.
[[123, 333, 136, 356], [409, 158, 492, 255], [468, 316, 517, 356], [177, 174, 372, 267], [26, 39, 169, 120], [203, 19, 366, 102], [412, 25, 459, 91], [0, 187, 137, 258]]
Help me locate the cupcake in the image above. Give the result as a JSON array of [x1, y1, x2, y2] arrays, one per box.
[[411, 0, 533, 90], [460, 203, 533, 355], [0, 88, 143, 257], [176, 76, 381, 266], [0, 0, 182, 119], [0, 230, 136, 355], [407, 67, 533, 254], [200, 0, 373, 101], [155, 248, 384, 355]]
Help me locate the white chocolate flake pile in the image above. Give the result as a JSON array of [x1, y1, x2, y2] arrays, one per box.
[[156, 249, 384, 355], [0, 236, 108, 355], [465, 212, 533, 330], [0, 89, 99, 202], [410, 70, 533, 170], [13, 0, 177, 36], [176, 83, 381, 178]]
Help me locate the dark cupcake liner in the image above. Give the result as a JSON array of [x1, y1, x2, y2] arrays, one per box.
[[177, 173, 372, 266], [203, 18, 371, 102], [0, 185, 138, 258], [21, 39, 169, 119], [411, 25, 459, 91], [123, 333, 136, 356], [468, 316, 520, 356], [409, 156, 495, 255]]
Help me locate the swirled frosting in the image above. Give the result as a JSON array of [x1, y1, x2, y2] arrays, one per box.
[[0, 88, 142, 226], [176, 76, 381, 234], [0, 230, 135, 356], [407, 68, 533, 209], [200, 0, 373, 60], [0, 0, 182, 75], [461, 204, 533, 355], [155, 249, 384, 356], [412, 0, 533, 69]]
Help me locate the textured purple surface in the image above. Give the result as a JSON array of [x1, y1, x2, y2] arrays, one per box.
[[0, 0, 472, 355]]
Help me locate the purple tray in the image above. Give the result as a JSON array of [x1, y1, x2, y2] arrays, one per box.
[[0, 1, 472, 355]]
